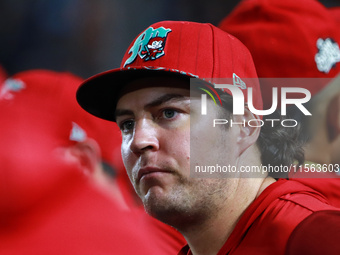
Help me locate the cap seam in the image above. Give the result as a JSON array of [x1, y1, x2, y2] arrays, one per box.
[[207, 23, 216, 78]]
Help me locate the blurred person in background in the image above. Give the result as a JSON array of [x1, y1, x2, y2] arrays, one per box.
[[219, 0, 340, 207], [0, 69, 184, 254]]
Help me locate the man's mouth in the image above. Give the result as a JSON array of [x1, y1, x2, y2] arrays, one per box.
[[137, 166, 172, 183]]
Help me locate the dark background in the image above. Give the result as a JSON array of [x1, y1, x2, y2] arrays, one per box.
[[0, 0, 339, 79]]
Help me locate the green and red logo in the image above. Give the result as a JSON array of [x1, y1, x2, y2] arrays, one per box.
[[123, 26, 172, 67]]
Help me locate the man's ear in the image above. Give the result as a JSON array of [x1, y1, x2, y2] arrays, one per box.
[[233, 107, 261, 155], [66, 138, 102, 176], [327, 93, 340, 142]]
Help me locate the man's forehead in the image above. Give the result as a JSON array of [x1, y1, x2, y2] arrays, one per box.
[[115, 82, 191, 120], [116, 85, 190, 110], [118, 76, 190, 99]]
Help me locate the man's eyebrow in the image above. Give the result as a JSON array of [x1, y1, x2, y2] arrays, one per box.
[[115, 94, 188, 119], [115, 109, 134, 119], [145, 94, 188, 108]]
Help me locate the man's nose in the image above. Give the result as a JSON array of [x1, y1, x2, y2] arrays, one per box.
[[130, 119, 159, 154]]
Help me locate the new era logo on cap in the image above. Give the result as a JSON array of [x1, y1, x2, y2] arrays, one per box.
[[233, 73, 247, 89]]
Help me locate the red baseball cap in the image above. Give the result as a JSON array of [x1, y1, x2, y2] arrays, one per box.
[[329, 7, 340, 25], [219, 0, 340, 109], [76, 20, 262, 121], [0, 69, 126, 212], [0, 69, 123, 172]]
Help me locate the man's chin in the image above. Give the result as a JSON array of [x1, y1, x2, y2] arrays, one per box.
[[142, 185, 167, 207], [141, 187, 192, 228], [143, 187, 175, 215]]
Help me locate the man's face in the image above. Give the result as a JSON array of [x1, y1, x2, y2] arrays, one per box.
[[115, 77, 240, 227]]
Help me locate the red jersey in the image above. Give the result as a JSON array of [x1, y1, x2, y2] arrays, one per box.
[[285, 210, 340, 255], [178, 179, 339, 255], [289, 163, 340, 208], [293, 177, 340, 208]]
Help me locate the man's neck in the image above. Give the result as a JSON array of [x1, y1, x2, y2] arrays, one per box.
[[181, 177, 276, 255], [183, 210, 238, 255]]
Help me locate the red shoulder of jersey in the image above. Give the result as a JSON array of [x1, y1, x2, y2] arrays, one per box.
[[285, 210, 340, 255], [289, 165, 340, 208]]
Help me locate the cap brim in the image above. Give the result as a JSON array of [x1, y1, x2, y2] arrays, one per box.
[[76, 68, 191, 121]]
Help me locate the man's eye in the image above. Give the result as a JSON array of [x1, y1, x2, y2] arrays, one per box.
[[162, 109, 177, 119], [120, 120, 135, 132]]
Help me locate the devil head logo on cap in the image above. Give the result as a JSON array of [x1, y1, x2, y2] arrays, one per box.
[[141, 37, 167, 61], [123, 26, 172, 67]]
